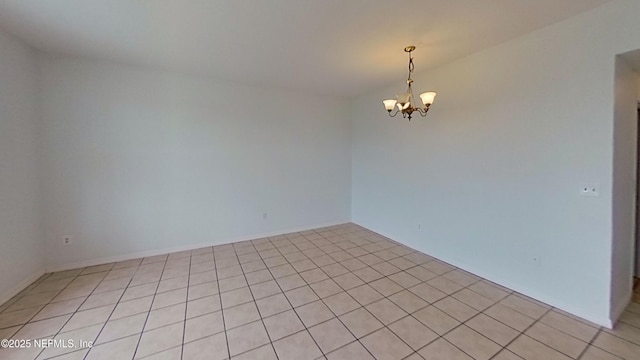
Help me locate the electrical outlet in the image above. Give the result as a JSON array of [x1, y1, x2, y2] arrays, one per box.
[[417, 223, 422, 230], [580, 184, 600, 197], [263, 212, 268, 220], [63, 236, 72, 246]]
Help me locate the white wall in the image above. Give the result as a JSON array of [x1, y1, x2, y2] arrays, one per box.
[[611, 56, 637, 319], [39, 55, 352, 270], [352, 0, 640, 326], [0, 29, 44, 303]]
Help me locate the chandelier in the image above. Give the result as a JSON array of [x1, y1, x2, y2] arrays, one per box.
[[382, 46, 436, 121]]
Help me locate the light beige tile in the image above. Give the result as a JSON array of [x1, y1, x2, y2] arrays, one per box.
[[121, 283, 158, 302], [321, 263, 350, 278], [419, 338, 473, 360], [507, 335, 572, 360], [245, 269, 273, 286], [250, 280, 281, 300], [145, 302, 186, 331], [40, 324, 102, 359], [341, 258, 367, 272], [369, 278, 403, 297], [276, 274, 306, 292], [427, 276, 464, 295], [309, 318, 355, 353], [468, 281, 510, 301], [389, 315, 438, 350], [61, 304, 115, 332], [111, 296, 153, 320], [360, 327, 413, 360], [443, 269, 479, 287], [231, 344, 277, 360], [5, 291, 58, 312], [326, 341, 374, 360], [485, 303, 535, 332], [292, 259, 318, 273], [324, 292, 360, 316], [388, 290, 428, 313], [413, 305, 460, 335], [285, 286, 319, 307], [32, 297, 85, 321], [263, 310, 305, 341], [605, 321, 640, 346], [444, 325, 501, 360], [539, 310, 598, 343], [157, 276, 189, 293], [187, 282, 218, 301], [217, 265, 243, 279], [152, 288, 187, 309], [405, 266, 438, 282], [580, 345, 623, 360], [339, 308, 383, 339], [0, 306, 42, 328], [186, 295, 221, 319], [273, 330, 322, 360], [310, 279, 342, 299], [94, 277, 131, 293], [223, 302, 260, 329], [388, 272, 421, 288], [466, 313, 519, 346], [593, 331, 640, 360], [353, 267, 385, 283], [270, 264, 297, 278], [86, 334, 139, 360], [12, 314, 71, 340], [388, 257, 416, 270], [256, 293, 292, 318], [295, 300, 335, 327], [525, 321, 587, 358], [492, 350, 524, 360], [408, 283, 447, 303], [184, 311, 224, 343], [221, 287, 253, 309], [348, 284, 384, 306], [500, 294, 548, 319], [136, 322, 185, 359], [433, 297, 478, 322], [97, 313, 147, 344], [0, 325, 20, 340], [421, 261, 455, 275], [333, 273, 365, 290], [452, 288, 495, 311], [365, 298, 407, 325], [182, 331, 228, 360], [371, 262, 401, 276], [218, 275, 247, 293]]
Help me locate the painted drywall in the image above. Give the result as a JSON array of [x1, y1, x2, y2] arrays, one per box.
[[39, 55, 351, 270], [611, 56, 637, 319], [352, 0, 640, 326], [0, 29, 44, 303]]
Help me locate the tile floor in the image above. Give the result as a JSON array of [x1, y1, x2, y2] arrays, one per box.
[[0, 223, 639, 360]]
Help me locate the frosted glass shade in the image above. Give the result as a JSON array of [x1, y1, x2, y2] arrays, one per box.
[[396, 93, 411, 110], [382, 99, 397, 111], [419, 91, 437, 105]]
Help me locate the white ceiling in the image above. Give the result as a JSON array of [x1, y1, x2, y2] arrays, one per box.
[[0, 0, 613, 97]]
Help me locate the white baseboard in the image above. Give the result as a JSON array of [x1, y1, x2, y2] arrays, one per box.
[[352, 221, 613, 328], [46, 219, 351, 273], [0, 268, 46, 307]]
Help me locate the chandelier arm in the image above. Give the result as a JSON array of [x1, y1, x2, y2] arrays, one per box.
[[414, 107, 428, 117], [387, 109, 400, 118]]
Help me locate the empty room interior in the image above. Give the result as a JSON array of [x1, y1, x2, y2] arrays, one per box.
[[2, 1, 640, 359]]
